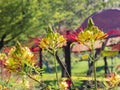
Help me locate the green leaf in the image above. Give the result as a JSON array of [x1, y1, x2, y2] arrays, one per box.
[[101, 51, 119, 57]]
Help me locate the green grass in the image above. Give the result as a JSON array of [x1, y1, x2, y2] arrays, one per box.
[[72, 56, 120, 76], [41, 55, 120, 88]]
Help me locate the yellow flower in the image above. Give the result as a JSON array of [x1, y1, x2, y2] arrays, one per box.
[[0, 85, 2, 89], [6, 42, 36, 73], [107, 73, 120, 87], [39, 32, 66, 52], [77, 18, 108, 48], [59, 81, 68, 90], [39, 39, 48, 49]]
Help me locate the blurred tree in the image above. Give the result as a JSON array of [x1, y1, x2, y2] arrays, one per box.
[[0, 0, 42, 48], [0, 0, 119, 50]]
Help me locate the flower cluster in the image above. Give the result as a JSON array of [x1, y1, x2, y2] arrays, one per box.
[[39, 31, 66, 52], [77, 18, 108, 47], [107, 73, 120, 88], [5, 42, 36, 73], [0, 53, 7, 67], [59, 78, 71, 90]]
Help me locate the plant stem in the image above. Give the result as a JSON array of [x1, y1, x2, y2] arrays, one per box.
[[91, 42, 97, 90], [26, 73, 46, 86], [93, 59, 97, 90], [25, 72, 46, 89], [26, 73, 41, 84], [53, 51, 59, 87]]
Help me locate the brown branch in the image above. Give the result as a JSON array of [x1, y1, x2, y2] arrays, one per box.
[[25, 72, 46, 88]]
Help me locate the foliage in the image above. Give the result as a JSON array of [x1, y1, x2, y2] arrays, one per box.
[[0, 0, 119, 48]]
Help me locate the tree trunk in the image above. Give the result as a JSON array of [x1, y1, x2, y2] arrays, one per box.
[[104, 57, 109, 75], [0, 34, 6, 50], [64, 42, 71, 77], [39, 49, 42, 75]]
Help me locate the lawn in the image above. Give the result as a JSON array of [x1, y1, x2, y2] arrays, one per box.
[[41, 54, 120, 89]]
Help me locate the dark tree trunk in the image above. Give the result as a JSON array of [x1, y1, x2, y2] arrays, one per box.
[[0, 34, 6, 50], [61, 66, 67, 77], [39, 49, 42, 69], [39, 49, 42, 75], [104, 57, 109, 75], [64, 42, 71, 77]]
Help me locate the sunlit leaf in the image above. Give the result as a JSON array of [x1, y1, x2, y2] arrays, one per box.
[[101, 51, 118, 57], [81, 54, 89, 60]]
